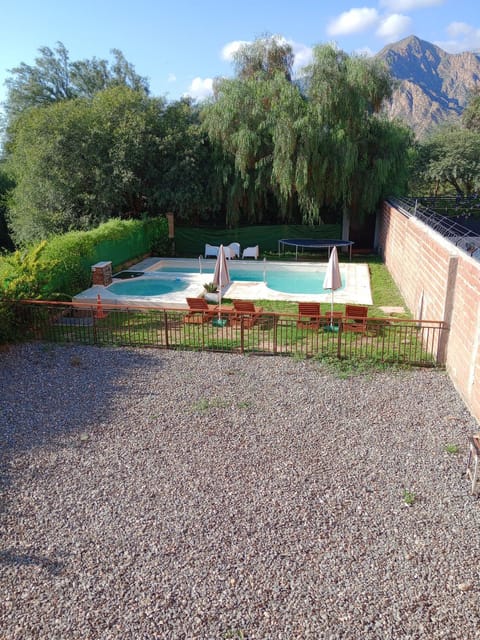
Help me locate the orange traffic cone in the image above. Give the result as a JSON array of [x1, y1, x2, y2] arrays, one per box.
[[95, 293, 107, 319]]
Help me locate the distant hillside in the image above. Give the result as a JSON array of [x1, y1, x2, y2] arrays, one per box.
[[376, 35, 480, 138]]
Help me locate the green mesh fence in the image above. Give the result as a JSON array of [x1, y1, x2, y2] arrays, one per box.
[[174, 224, 341, 256]]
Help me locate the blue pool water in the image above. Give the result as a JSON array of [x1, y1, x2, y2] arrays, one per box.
[[108, 266, 344, 297], [234, 269, 342, 294], [108, 278, 190, 296]]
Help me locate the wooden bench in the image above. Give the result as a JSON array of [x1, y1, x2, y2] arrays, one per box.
[[297, 302, 322, 330]]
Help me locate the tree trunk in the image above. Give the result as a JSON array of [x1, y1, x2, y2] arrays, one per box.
[[341, 206, 350, 241], [343, 204, 376, 250]]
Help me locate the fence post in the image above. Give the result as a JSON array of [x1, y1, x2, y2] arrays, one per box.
[[336, 322, 343, 359], [164, 309, 169, 347], [240, 317, 245, 354], [273, 314, 278, 355], [91, 306, 98, 345]]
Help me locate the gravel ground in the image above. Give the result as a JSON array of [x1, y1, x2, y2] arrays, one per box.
[[1, 342, 479, 640]]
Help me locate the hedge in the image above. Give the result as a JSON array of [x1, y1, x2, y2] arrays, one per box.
[[0, 216, 169, 342]]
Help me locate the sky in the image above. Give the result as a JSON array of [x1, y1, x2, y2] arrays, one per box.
[[1, 0, 480, 105]]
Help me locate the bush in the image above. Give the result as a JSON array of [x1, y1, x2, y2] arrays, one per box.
[[0, 302, 17, 343], [0, 241, 55, 299]]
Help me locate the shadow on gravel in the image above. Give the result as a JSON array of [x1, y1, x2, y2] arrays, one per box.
[[0, 549, 64, 575], [0, 342, 166, 507]]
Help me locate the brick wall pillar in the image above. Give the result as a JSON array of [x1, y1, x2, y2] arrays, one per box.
[[91, 261, 112, 286]]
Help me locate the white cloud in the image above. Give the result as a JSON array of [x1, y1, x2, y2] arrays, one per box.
[[376, 13, 412, 41], [355, 46, 375, 57], [167, 73, 176, 83], [436, 22, 480, 53], [379, 0, 443, 10], [185, 77, 214, 100], [327, 8, 379, 37], [291, 42, 313, 69], [447, 21, 477, 38], [221, 40, 249, 61]]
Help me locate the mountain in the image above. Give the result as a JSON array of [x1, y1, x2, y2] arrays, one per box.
[[376, 35, 480, 138]]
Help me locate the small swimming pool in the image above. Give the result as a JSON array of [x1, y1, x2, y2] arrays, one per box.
[[108, 277, 191, 297]]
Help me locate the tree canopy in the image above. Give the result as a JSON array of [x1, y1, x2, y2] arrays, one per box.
[[6, 88, 212, 245], [232, 35, 294, 82], [413, 125, 480, 196], [203, 39, 412, 237], [462, 90, 480, 132], [4, 42, 149, 122], [3, 36, 415, 247]]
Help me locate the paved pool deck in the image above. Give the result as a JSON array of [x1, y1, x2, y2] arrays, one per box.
[[73, 258, 373, 308]]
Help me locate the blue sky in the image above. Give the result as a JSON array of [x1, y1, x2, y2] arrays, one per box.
[[1, 0, 480, 105]]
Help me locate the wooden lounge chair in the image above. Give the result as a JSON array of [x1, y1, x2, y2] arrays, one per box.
[[343, 304, 368, 333], [231, 300, 264, 328], [296, 302, 322, 330], [184, 297, 218, 324]]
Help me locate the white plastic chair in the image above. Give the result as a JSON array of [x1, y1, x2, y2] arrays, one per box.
[[227, 242, 241, 259], [242, 245, 259, 259], [204, 243, 219, 258], [224, 246, 233, 259]]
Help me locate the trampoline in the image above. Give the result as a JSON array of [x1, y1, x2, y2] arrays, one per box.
[[278, 238, 354, 261]]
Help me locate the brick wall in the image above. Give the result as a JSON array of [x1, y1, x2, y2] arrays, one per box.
[[379, 201, 480, 424]]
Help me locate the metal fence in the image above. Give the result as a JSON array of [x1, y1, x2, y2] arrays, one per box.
[[10, 300, 447, 367], [387, 196, 480, 256]]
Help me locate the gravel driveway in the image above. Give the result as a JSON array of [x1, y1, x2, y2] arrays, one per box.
[[1, 343, 479, 639]]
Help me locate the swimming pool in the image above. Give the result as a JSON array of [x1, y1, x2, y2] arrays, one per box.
[[74, 258, 373, 307], [109, 265, 344, 297], [108, 277, 191, 297]]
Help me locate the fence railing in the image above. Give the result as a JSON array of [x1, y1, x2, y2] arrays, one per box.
[[9, 300, 448, 367]]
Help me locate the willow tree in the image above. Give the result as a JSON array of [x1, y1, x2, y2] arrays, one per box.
[[302, 44, 412, 241], [201, 36, 306, 226], [202, 38, 411, 236], [233, 35, 294, 81]]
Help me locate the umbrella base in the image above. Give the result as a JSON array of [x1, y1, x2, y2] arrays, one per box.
[[324, 325, 339, 333], [212, 318, 227, 327]]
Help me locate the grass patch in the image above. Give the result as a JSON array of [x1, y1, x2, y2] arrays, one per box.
[[193, 398, 229, 411], [315, 354, 412, 378], [223, 630, 246, 640], [363, 255, 410, 317], [444, 443, 460, 454], [402, 489, 416, 506]]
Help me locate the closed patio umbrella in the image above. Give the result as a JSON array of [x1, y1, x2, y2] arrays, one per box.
[[323, 246, 342, 330], [212, 244, 230, 324]]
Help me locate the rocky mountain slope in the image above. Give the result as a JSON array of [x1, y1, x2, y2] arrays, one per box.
[[376, 35, 480, 138]]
